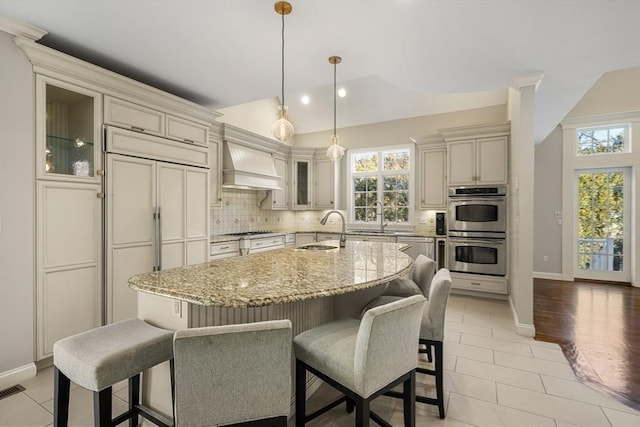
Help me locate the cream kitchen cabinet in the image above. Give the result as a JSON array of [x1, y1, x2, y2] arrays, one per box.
[[316, 232, 340, 242], [292, 157, 312, 210], [448, 136, 507, 186], [36, 75, 102, 183], [106, 153, 209, 323], [261, 154, 289, 210], [104, 95, 208, 146], [345, 234, 396, 243], [209, 132, 223, 208], [295, 233, 316, 247], [419, 146, 447, 208], [36, 181, 102, 360], [313, 157, 335, 209]]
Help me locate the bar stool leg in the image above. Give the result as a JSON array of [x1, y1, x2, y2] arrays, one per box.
[[403, 371, 416, 427], [94, 387, 112, 427], [128, 374, 140, 427], [54, 367, 70, 427], [295, 360, 306, 427], [355, 399, 370, 427], [434, 341, 445, 419], [169, 358, 176, 423]]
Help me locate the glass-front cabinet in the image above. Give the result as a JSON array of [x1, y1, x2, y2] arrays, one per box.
[[292, 157, 312, 209], [36, 76, 102, 182]]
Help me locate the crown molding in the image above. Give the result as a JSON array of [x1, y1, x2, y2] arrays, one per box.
[[14, 37, 220, 124], [510, 72, 544, 91], [439, 121, 511, 141], [410, 133, 445, 146], [0, 14, 46, 40], [561, 110, 640, 129], [222, 124, 289, 155]]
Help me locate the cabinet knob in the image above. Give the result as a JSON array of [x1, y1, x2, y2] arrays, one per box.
[[218, 198, 222, 201], [96, 192, 105, 199], [96, 169, 105, 176]]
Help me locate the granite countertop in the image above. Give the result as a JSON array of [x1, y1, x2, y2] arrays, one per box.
[[211, 230, 439, 243], [129, 241, 413, 308]]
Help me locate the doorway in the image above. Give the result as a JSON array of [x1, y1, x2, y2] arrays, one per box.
[[574, 168, 631, 282]]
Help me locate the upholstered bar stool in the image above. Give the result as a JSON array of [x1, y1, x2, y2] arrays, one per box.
[[172, 320, 292, 427], [382, 254, 437, 298], [294, 295, 426, 427], [53, 319, 175, 427]]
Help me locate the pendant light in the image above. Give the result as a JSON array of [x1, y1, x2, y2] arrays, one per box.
[[326, 55, 345, 161], [271, 1, 295, 142]]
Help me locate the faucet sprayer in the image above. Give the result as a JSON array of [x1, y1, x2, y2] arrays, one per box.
[[320, 210, 346, 247]]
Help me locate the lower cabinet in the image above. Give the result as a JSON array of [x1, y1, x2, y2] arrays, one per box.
[[36, 181, 102, 360], [345, 234, 396, 243], [295, 233, 316, 247], [450, 272, 508, 294]]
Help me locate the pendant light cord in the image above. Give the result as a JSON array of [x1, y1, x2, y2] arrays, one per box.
[[333, 61, 337, 138], [280, 11, 285, 110]]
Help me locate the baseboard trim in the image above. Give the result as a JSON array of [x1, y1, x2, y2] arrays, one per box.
[[0, 363, 36, 391], [533, 271, 563, 280], [508, 296, 536, 337]]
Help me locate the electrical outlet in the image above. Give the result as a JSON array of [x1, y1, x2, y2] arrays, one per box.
[[554, 211, 563, 218], [419, 217, 427, 224], [173, 300, 182, 318], [543, 255, 548, 263]]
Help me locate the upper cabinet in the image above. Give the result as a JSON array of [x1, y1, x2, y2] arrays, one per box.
[[413, 135, 447, 209], [313, 157, 335, 210], [261, 154, 289, 210], [104, 95, 208, 146], [209, 124, 223, 208], [442, 123, 509, 186], [36, 76, 102, 183], [292, 156, 312, 210]]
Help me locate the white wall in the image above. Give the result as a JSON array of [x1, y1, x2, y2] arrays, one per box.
[[533, 126, 563, 276], [295, 105, 507, 149], [0, 30, 36, 378]]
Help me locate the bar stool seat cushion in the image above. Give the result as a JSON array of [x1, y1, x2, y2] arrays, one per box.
[[53, 319, 174, 392], [383, 278, 422, 297]]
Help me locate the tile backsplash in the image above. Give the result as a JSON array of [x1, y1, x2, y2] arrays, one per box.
[[209, 188, 444, 236]]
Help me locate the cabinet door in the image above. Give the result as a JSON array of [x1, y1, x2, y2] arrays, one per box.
[[106, 155, 156, 324], [420, 147, 447, 208], [293, 158, 312, 209], [295, 233, 316, 247], [314, 158, 335, 209], [104, 95, 164, 136], [166, 115, 208, 146], [37, 181, 102, 359], [158, 163, 187, 269], [272, 155, 289, 209], [209, 136, 223, 207], [476, 136, 507, 184], [447, 140, 476, 186], [36, 75, 102, 183], [186, 166, 209, 265]]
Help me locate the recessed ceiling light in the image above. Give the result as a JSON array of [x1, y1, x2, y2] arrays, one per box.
[[301, 95, 310, 105], [338, 88, 346, 98]]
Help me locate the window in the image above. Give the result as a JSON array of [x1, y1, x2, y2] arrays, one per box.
[[576, 125, 628, 155], [348, 146, 414, 225]]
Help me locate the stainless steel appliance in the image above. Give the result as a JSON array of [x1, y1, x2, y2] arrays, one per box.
[[448, 185, 507, 234], [395, 236, 435, 261], [448, 231, 506, 276]]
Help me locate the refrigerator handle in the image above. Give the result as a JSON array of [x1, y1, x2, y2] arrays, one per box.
[[153, 207, 159, 271], [157, 207, 162, 271]]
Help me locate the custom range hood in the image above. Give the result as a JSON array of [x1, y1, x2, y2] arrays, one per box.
[[222, 141, 282, 190]]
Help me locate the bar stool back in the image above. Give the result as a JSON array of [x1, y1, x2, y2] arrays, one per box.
[[172, 320, 292, 427], [294, 294, 426, 427], [382, 254, 437, 298]]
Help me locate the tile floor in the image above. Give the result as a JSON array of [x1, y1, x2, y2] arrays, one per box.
[[2, 294, 639, 426]]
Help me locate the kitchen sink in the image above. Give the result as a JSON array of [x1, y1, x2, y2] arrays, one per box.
[[298, 245, 339, 251]]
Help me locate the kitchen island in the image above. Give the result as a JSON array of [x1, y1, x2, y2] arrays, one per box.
[[128, 240, 413, 419]]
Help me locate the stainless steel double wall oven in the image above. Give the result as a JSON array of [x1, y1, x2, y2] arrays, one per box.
[[447, 186, 507, 276]]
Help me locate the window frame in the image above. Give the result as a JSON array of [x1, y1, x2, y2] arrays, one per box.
[[576, 123, 630, 156], [346, 144, 415, 228]]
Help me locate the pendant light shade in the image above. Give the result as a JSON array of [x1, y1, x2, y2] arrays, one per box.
[[272, 1, 294, 142], [327, 55, 345, 161]]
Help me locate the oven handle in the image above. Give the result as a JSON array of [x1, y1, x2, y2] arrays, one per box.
[[449, 196, 506, 202], [448, 237, 505, 245]]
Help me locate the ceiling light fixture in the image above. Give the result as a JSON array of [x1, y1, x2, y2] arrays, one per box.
[[301, 95, 310, 105], [338, 88, 346, 98], [271, 1, 294, 142], [327, 55, 345, 161]]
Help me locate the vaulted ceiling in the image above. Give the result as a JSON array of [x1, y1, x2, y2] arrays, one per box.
[[1, 0, 639, 142]]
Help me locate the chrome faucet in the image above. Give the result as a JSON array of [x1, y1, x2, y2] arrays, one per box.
[[320, 210, 346, 247], [372, 201, 388, 232]]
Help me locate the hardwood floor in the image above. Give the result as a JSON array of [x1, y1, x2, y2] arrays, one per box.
[[534, 278, 640, 411]]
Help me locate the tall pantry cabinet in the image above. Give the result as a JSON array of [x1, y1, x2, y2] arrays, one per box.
[[21, 38, 217, 360], [35, 76, 103, 359]]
